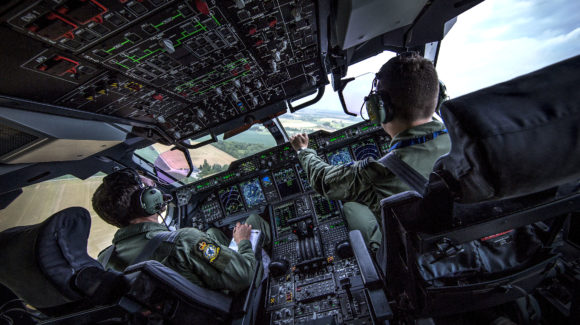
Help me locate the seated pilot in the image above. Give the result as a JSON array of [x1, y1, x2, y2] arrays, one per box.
[[92, 168, 271, 293], [290, 53, 450, 252]]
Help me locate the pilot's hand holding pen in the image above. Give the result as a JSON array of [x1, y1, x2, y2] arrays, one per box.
[[290, 133, 309, 152], [233, 222, 252, 244]]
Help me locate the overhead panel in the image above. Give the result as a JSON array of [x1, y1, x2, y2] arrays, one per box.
[[0, 0, 326, 142]]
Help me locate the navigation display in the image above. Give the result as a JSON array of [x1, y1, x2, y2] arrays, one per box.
[[273, 167, 301, 198], [240, 178, 266, 208], [326, 147, 353, 165], [218, 185, 246, 215], [260, 174, 279, 202], [351, 139, 380, 161]]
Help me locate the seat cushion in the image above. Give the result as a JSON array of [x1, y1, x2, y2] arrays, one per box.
[[434, 55, 580, 203]]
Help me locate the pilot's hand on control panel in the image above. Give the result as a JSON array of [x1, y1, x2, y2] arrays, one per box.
[[233, 222, 252, 244], [290, 133, 309, 152]]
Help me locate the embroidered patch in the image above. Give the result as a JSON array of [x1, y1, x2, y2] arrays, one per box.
[[198, 241, 220, 263]]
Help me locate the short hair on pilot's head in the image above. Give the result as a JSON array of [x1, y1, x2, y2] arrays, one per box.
[[376, 52, 439, 122], [92, 169, 141, 228]]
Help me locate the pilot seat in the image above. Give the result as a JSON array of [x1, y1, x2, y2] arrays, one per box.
[[374, 55, 580, 324], [0, 206, 260, 324]]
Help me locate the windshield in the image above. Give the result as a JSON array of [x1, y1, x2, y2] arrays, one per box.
[[0, 174, 116, 258], [279, 52, 396, 133], [136, 124, 277, 184]]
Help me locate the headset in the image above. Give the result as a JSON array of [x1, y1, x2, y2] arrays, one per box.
[[124, 168, 170, 216], [364, 53, 449, 124]]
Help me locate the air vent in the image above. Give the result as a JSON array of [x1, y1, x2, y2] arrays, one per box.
[[0, 123, 39, 156]]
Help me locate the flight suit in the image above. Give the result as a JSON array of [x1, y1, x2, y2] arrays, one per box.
[[297, 120, 451, 251], [98, 214, 270, 293]]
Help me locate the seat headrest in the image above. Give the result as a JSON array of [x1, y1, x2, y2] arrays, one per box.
[[434, 55, 580, 203], [0, 207, 102, 308]]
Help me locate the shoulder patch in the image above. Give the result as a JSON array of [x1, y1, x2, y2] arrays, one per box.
[[198, 240, 220, 263]]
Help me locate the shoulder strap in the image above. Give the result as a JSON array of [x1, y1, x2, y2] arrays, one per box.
[[378, 152, 428, 193], [131, 231, 178, 265]]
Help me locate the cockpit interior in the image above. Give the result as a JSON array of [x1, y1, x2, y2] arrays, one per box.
[[0, 0, 579, 324]]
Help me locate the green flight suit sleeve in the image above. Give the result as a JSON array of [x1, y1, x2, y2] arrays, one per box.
[[172, 228, 256, 293], [297, 148, 374, 203]]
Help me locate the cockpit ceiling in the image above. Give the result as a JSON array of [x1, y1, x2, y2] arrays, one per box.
[[0, 0, 480, 146]]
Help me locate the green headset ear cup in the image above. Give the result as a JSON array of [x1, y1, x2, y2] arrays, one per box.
[[436, 80, 449, 115], [366, 93, 387, 124], [140, 187, 165, 215]]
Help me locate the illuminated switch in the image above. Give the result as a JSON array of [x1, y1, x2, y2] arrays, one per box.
[[152, 93, 164, 101], [83, 88, 96, 101], [57, 0, 108, 25], [194, 0, 210, 15], [36, 55, 79, 76], [27, 13, 78, 40], [268, 17, 277, 28], [248, 26, 257, 35]]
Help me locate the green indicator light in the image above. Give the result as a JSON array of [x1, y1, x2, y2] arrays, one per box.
[[329, 137, 337, 142], [274, 241, 279, 245], [361, 126, 369, 131], [211, 15, 221, 26], [284, 146, 289, 150], [260, 155, 266, 158], [197, 184, 203, 189], [330, 225, 334, 228], [115, 62, 130, 70]]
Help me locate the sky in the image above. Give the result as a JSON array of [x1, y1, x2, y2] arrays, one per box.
[[295, 0, 580, 115]]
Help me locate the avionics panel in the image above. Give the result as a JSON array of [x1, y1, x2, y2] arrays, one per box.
[[273, 201, 297, 234], [273, 167, 301, 199], [295, 163, 312, 192]]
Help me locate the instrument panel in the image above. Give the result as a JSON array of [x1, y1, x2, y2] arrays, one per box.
[[176, 120, 390, 324]]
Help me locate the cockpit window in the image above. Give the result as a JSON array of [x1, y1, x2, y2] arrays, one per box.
[[438, 0, 580, 98], [0, 173, 116, 258], [278, 52, 395, 134]]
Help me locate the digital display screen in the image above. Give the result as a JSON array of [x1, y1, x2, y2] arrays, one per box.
[[295, 163, 312, 192], [273, 167, 301, 198], [311, 193, 339, 220], [260, 174, 279, 201], [351, 139, 380, 161], [326, 147, 354, 165], [273, 202, 297, 232], [218, 185, 246, 215], [240, 178, 266, 208]]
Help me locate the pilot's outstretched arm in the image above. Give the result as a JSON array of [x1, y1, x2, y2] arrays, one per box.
[[291, 133, 384, 204]]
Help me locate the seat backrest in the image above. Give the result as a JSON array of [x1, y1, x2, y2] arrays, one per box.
[[0, 207, 103, 309], [432, 54, 580, 204], [123, 260, 233, 323], [376, 56, 580, 317]]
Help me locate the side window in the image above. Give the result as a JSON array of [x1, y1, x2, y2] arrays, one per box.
[[437, 0, 580, 98], [0, 174, 116, 258]]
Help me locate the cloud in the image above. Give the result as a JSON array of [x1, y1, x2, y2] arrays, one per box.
[[437, 0, 580, 97]]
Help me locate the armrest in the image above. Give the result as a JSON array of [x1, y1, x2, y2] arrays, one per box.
[[124, 261, 232, 315], [349, 230, 381, 289]]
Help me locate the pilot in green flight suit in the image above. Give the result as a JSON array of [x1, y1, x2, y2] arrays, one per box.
[[290, 53, 451, 251], [92, 168, 271, 293]]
